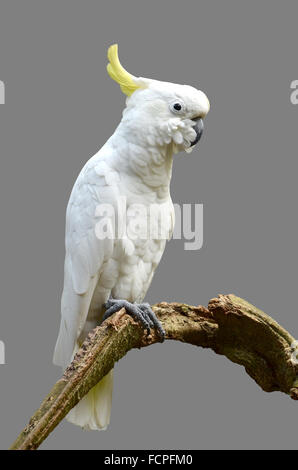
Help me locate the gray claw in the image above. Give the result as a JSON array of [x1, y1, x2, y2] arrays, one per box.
[[103, 299, 165, 340], [103, 299, 150, 333], [139, 303, 165, 340]]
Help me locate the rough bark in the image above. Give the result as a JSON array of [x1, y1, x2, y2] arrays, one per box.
[[10, 294, 298, 450]]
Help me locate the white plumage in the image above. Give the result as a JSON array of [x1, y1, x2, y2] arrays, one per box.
[[53, 45, 210, 430]]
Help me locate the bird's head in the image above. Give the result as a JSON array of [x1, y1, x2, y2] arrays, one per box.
[[107, 44, 210, 154]]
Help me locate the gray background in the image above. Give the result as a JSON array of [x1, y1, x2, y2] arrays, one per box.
[[0, 0, 298, 450]]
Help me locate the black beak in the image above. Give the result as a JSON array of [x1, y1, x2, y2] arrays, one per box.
[[190, 118, 204, 146]]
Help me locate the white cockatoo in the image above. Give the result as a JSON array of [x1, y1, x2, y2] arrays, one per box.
[[53, 44, 210, 430]]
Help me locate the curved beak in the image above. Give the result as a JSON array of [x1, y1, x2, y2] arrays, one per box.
[[190, 118, 204, 146]]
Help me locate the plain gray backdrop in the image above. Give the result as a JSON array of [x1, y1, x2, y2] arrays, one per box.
[[0, 0, 298, 450]]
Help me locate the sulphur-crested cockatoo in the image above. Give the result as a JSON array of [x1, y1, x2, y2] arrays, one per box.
[[53, 44, 210, 430]]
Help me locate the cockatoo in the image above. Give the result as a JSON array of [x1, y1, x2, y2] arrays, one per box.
[[53, 44, 210, 430]]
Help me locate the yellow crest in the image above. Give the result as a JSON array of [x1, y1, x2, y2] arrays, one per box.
[[107, 44, 140, 97]]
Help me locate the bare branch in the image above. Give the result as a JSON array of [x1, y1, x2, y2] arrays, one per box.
[[10, 294, 298, 450]]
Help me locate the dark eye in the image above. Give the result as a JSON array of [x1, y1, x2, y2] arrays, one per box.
[[170, 100, 185, 114], [173, 103, 182, 111]]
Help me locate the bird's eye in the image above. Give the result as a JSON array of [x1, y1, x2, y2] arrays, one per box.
[[169, 100, 185, 114]]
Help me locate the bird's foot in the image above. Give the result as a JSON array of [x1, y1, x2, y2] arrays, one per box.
[[103, 299, 165, 341]]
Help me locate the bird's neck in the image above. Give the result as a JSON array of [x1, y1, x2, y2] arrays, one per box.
[[109, 124, 174, 201]]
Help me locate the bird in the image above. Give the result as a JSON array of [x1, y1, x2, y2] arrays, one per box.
[[53, 44, 210, 430]]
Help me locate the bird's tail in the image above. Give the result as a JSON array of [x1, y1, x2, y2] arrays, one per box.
[[66, 369, 114, 430]]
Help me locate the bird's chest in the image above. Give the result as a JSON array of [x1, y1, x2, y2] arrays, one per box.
[[110, 237, 167, 303], [100, 199, 174, 302]]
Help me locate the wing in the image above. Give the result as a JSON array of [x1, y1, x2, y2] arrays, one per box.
[[53, 156, 120, 367]]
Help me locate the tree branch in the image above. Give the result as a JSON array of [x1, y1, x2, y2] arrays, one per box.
[[10, 294, 298, 450]]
